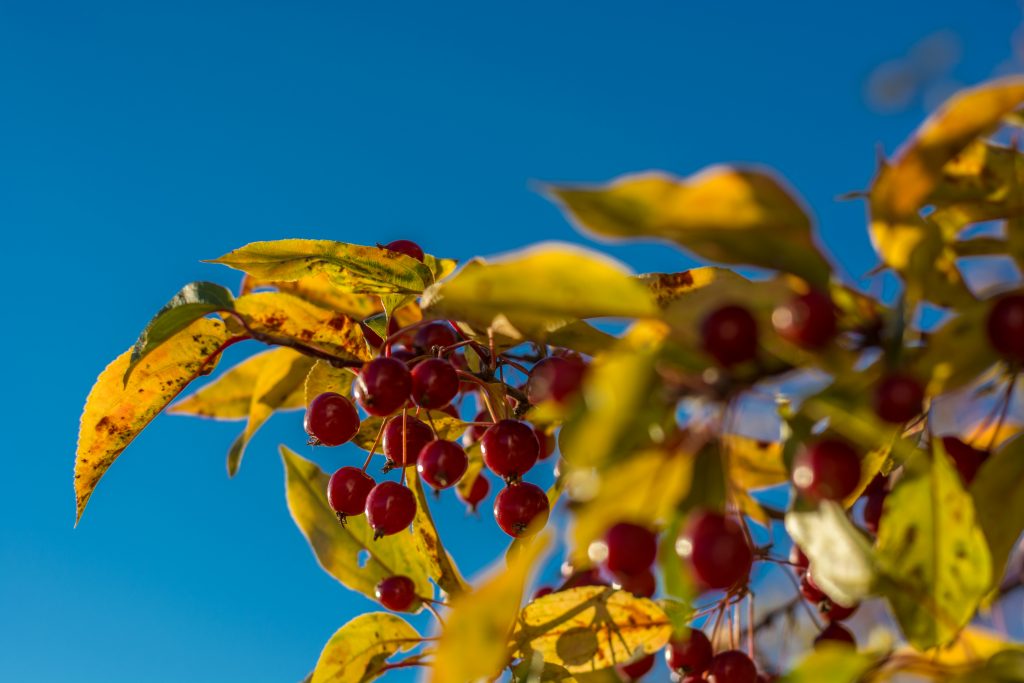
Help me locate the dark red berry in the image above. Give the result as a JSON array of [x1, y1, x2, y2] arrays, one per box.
[[458, 473, 490, 512], [417, 440, 469, 489], [800, 572, 827, 603], [789, 545, 809, 573], [618, 654, 655, 681], [604, 522, 658, 577], [410, 358, 460, 409], [873, 372, 924, 423], [614, 569, 656, 598], [942, 436, 989, 485], [327, 467, 375, 520], [304, 392, 360, 446], [413, 322, 459, 353], [773, 290, 837, 349], [987, 294, 1024, 361], [820, 598, 859, 622], [665, 628, 713, 674], [494, 482, 550, 537], [681, 676, 707, 683], [863, 487, 886, 534], [382, 415, 434, 468], [535, 427, 555, 460], [701, 305, 758, 367], [559, 567, 608, 591], [481, 419, 540, 480], [527, 356, 586, 404], [375, 575, 418, 612], [365, 481, 417, 537], [707, 650, 758, 683], [464, 409, 492, 446], [389, 347, 418, 365], [681, 510, 752, 590], [533, 586, 554, 600], [814, 622, 855, 648], [383, 239, 425, 262], [355, 357, 412, 416], [793, 439, 861, 501]]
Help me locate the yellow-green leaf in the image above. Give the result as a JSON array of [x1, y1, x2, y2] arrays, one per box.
[[304, 360, 357, 408], [310, 612, 420, 683], [233, 291, 370, 361], [639, 267, 746, 308], [75, 318, 234, 523], [785, 502, 875, 607], [970, 434, 1024, 588], [779, 645, 877, 683], [170, 349, 279, 420], [410, 471, 469, 597], [352, 410, 466, 452], [722, 435, 787, 491], [913, 299, 1003, 395]]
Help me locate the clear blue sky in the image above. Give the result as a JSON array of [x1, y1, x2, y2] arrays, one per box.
[[2, 2, 1021, 682]]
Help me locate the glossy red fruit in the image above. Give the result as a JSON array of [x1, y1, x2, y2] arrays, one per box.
[[327, 467, 375, 521], [821, 598, 859, 622], [701, 305, 759, 367], [304, 392, 360, 446], [533, 586, 554, 600], [942, 436, 990, 485], [382, 415, 434, 468], [481, 419, 540, 480], [707, 650, 758, 683], [365, 481, 417, 537], [618, 654, 655, 681], [793, 439, 861, 501], [410, 358, 460, 409], [534, 427, 555, 460], [605, 522, 658, 576], [987, 294, 1024, 361], [375, 575, 418, 612], [681, 510, 753, 589], [873, 373, 925, 423], [614, 569, 656, 598], [800, 572, 827, 603], [814, 622, 856, 648], [863, 487, 886, 534], [417, 440, 469, 489], [494, 482, 550, 537], [355, 357, 412, 416], [665, 628, 713, 674], [412, 321, 459, 353], [389, 347, 418, 364], [527, 356, 586, 404], [789, 545, 809, 573], [458, 473, 490, 512], [383, 239, 425, 262], [773, 290, 837, 349]]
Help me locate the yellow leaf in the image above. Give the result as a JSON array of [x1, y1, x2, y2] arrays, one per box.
[[512, 587, 672, 673], [242, 272, 385, 319], [779, 646, 876, 683], [409, 471, 469, 597], [310, 612, 420, 683], [893, 626, 1014, 668], [304, 360, 356, 408], [75, 318, 234, 523], [547, 168, 831, 288], [170, 349, 279, 420], [722, 435, 787, 490], [638, 267, 746, 308], [431, 532, 551, 683], [454, 442, 485, 503]]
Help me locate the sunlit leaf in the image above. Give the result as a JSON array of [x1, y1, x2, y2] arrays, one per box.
[[913, 299, 1002, 395], [638, 267, 745, 308], [971, 435, 1024, 587], [170, 349, 278, 420], [242, 272, 385, 319], [304, 360, 356, 408], [722, 435, 787, 491], [778, 645, 877, 683], [409, 472, 469, 597], [310, 612, 420, 683], [785, 502, 875, 607]]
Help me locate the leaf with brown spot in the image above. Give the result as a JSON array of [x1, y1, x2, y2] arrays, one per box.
[[310, 612, 420, 683], [638, 267, 746, 308]]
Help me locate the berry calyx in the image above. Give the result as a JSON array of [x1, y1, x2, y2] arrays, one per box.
[[701, 304, 759, 367], [680, 510, 753, 590], [604, 522, 658, 577], [665, 628, 713, 675], [942, 436, 989, 485], [873, 372, 925, 423], [304, 392, 360, 446], [326, 467, 375, 522], [382, 415, 434, 468], [614, 569, 656, 598], [383, 239, 425, 262], [355, 357, 412, 416], [410, 358, 460, 409], [481, 419, 540, 480], [987, 293, 1024, 361], [773, 289, 837, 349], [814, 622, 856, 648], [617, 654, 655, 681], [792, 438, 861, 501], [707, 650, 758, 683], [417, 439, 469, 490], [458, 473, 490, 512], [375, 575, 418, 612], [494, 482, 550, 537], [365, 481, 417, 538], [527, 356, 586, 404], [413, 321, 459, 353]]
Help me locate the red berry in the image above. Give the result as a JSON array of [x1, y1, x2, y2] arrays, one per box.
[[389, 347, 418, 365], [382, 415, 434, 468], [494, 482, 550, 537], [375, 575, 418, 612], [820, 598, 859, 622], [773, 290, 837, 349], [413, 321, 459, 353], [800, 572, 826, 603], [481, 419, 540, 480], [814, 622, 855, 648], [604, 522, 658, 577], [533, 586, 554, 600], [464, 409, 492, 446], [559, 567, 608, 591], [701, 305, 758, 367], [681, 510, 752, 590], [535, 427, 555, 460], [793, 439, 861, 501], [383, 239, 425, 262], [304, 392, 360, 446], [326, 467, 375, 520], [365, 481, 417, 537], [789, 545, 809, 573], [863, 487, 886, 534], [615, 569, 656, 598], [873, 372, 924, 423], [458, 473, 490, 512], [665, 628, 713, 674], [707, 650, 758, 683], [682, 677, 708, 683], [410, 358, 460, 409], [527, 356, 586, 404], [417, 440, 469, 489], [987, 294, 1024, 361], [942, 436, 989, 485], [355, 357, 412, 416], [618, 654, 655, 681]]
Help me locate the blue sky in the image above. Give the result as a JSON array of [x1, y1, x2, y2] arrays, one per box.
[[2, 2, 1022, 682]]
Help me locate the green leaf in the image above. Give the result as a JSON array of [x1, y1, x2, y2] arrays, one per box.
[[124, 282, 235, 384], [778, 646, 878, 683], [310, 612, 420, 683], [971, 435, 1024, 588], [785, 502, 875, 607]]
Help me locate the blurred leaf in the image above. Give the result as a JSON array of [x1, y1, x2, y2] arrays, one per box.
[[895, 626, 1018, 669], [658, 513, 696, 610], [233, 291, 370, 361], [75, 318, 235, 524], [170, 349, 278, 420], [722, 435, 787, 490], [304, 360, 356, 408], [638, 267, 745, 308], [913, 300, 1002, 395], [280, 447, 433, 601], [950, 650, 1024, 683], [971, 435, 1024, 587], [409, 472, 469, 597], [310, 612, 420, 683], [786, 502, 875, 607], [778, 645, 877, 683]]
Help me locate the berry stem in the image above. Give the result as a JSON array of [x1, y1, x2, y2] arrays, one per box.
[[362, 422, 386, 473]]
